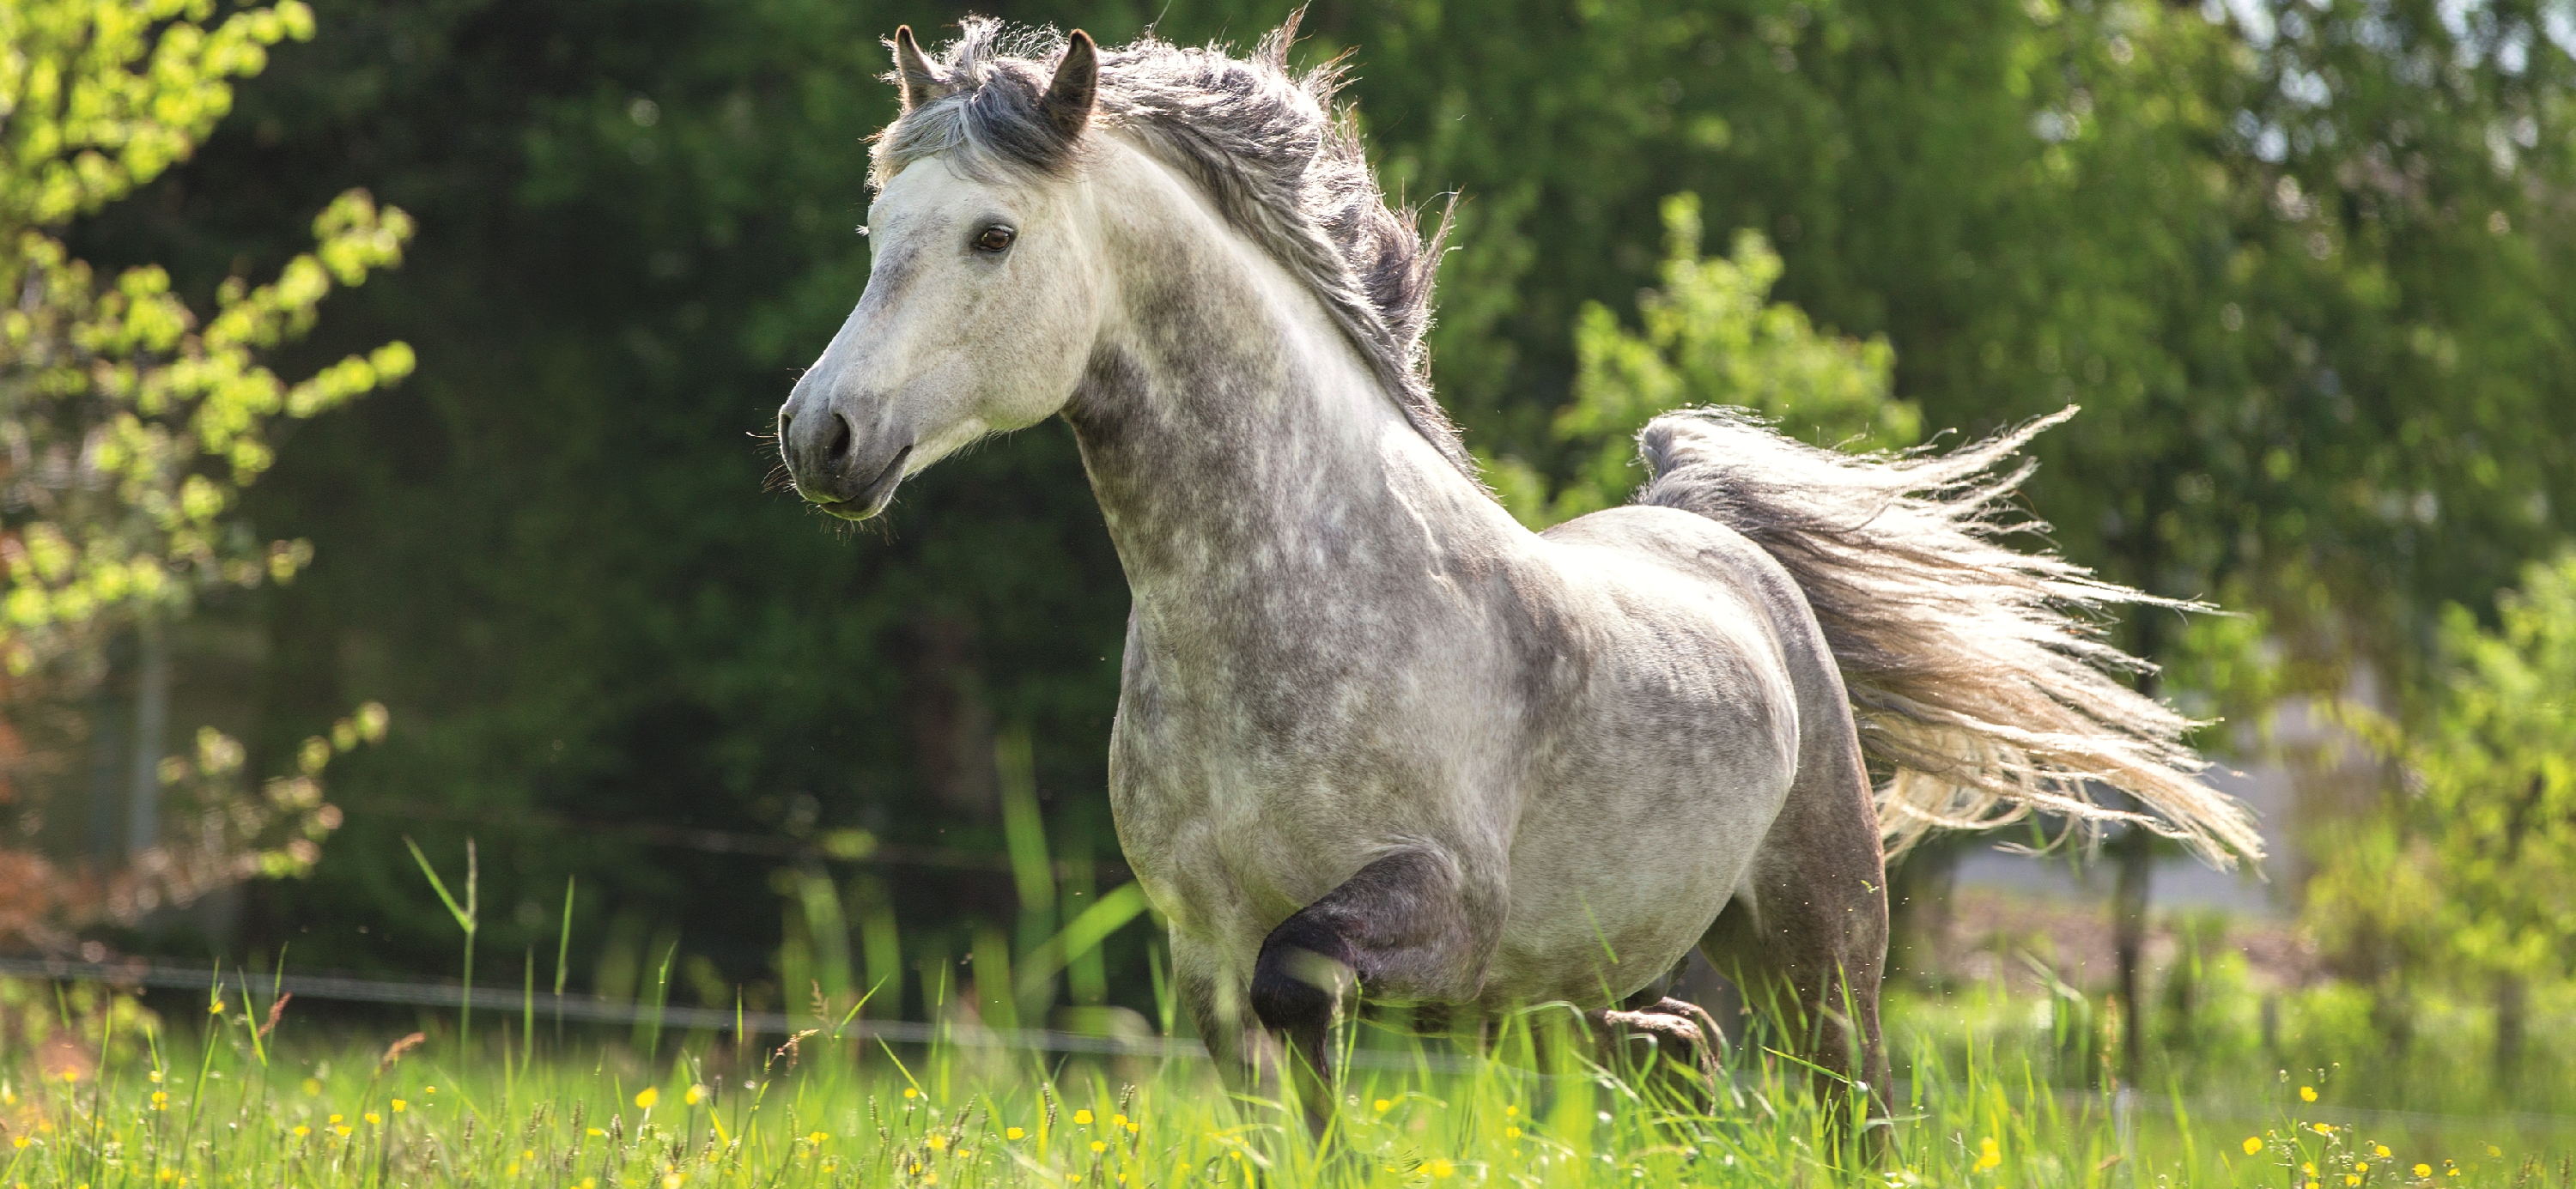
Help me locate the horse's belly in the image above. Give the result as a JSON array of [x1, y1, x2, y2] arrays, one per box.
[[1479, 767, 1782, 1007]]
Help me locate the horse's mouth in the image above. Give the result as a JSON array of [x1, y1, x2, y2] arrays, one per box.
[[812, 446, 912, 521]]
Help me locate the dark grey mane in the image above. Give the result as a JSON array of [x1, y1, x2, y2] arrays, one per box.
[[871, 17, 1474, 476]]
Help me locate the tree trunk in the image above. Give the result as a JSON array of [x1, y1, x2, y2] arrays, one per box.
[[2494, 971, 2525, 1094], [125, 614, 169, 857], [2110, 820, 2152, 1089]]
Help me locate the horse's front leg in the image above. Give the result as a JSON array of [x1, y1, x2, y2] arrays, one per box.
[[1248, 849, 1501, 1131]]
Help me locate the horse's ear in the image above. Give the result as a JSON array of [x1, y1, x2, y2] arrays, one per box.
[[892, 26, 954, 111], [1040, 29, 1098, 143]]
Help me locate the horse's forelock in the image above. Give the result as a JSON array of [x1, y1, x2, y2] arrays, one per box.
[[866, 17, 1474, 477]]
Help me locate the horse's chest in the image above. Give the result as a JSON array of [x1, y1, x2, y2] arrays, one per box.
[[1104, 614, 1490, 933]]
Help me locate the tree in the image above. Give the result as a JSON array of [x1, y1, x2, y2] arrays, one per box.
[[0, 0, 405, 947], [1484, 192, 1917, 528], [2307, 552, 2576, 1084]]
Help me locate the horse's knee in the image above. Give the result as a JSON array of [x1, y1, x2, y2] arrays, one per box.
[[1250, 849, 1494, 1035], [1249, 911, 1357, 1037]]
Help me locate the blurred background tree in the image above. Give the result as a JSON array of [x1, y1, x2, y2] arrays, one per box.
[[0, 0, 404, 948], [25, 0, 2574, 1077], [2306, 552, 2576, 1088]]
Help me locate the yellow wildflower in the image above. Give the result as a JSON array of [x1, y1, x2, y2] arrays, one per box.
[[332, 1125, 351, 1138], [1426, 1158, 1455, 1178], [150, 1091, 168, 1110], [424, 1086, 436, 1095], [9, 1137, 27, 1150], [2376, 1145, 2392, 1158], [588, 1128, 606, 1137], [392, 1099, 407, 1113], [329, 1114, 343, 1125], [1374, 1099, 1392, 1113], [1075, 1109, 1093, 1125], [1126, 1120, 1139, 1133], [807, 1131, 827, 1144], [1504, 1126, 1522, 1139], [663, 1175, 683, 1189], [2245, 1137, 2264, 1156], [363, 1113, 381, 1126], [1005, 1127, 1025, 1141], [2415, 1165, 2432, 1178], [635, 1087, 659, 1110], [1974, 1137, 2002, 1172], [902, 1087, 919, 1099], [2315, 1124, 2336, 1136], [684, 1084, 707, 1106], [1112, 1113, 1128, 1128], [2346, 1178, 2360, 1187], [2488, 1147, 2504, 1158], [291, 1125, 310, 1138], [1091, 1141, 1108, 1154], [301, 1079, 322, 1096], [1504, 1105, 1518, 1117], [2301, 1086, 2318, 1102]]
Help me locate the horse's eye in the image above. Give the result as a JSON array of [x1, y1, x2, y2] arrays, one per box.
[[974, 225, 1016, 253]]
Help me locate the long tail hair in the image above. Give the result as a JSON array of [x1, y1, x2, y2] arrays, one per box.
[[1634, 406, 2262, 867]]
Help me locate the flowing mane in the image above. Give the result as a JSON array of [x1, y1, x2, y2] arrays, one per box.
[[869, 17, 1473, 476]]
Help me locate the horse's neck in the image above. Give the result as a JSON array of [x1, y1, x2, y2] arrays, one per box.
[[1065, 145, 1508, 616]]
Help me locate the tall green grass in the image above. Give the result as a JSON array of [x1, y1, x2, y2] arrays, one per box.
[[6, 831, 2566, 1186], [3, 971, 2567, 1188]]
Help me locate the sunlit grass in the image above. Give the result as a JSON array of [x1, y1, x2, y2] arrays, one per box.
[[3, 988, 2567, 1188]]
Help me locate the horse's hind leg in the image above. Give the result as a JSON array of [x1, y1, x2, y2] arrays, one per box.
[[1699, 724, 1892, 1159], [1248, 849, 1500, 1131]]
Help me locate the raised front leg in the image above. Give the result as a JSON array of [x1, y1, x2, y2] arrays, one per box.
[[1247, 849, 1501, 1127]]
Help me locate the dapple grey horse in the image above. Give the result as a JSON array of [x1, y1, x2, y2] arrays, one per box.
[[773, 17, 2260, 1137]]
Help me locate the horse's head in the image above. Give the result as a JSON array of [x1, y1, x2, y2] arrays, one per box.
[[778, 26, 1104, 520]]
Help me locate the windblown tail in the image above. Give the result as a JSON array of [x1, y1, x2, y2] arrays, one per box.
[[1634, 407, 2262, 867]]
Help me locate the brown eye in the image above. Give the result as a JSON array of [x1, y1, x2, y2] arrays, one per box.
[[974, 225, 1016, 253]]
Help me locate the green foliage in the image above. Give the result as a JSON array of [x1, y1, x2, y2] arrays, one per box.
[[0, 0, 408, 937], [2308, 552, 2576, 989], [51, 0, 2574, 1016], [1485, 193, 1916, 528]]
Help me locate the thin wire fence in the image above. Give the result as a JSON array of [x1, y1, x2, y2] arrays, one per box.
[[5, 955, 2571, 1133]]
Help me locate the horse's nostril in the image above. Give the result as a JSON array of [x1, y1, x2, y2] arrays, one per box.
[[828, 414, 854, 461]]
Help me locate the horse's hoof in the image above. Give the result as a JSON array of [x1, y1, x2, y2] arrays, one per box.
[[1598, 997, 1724, 1083]]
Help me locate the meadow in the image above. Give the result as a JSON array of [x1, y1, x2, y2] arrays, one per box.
[[3, 957, 2569, 1189]]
